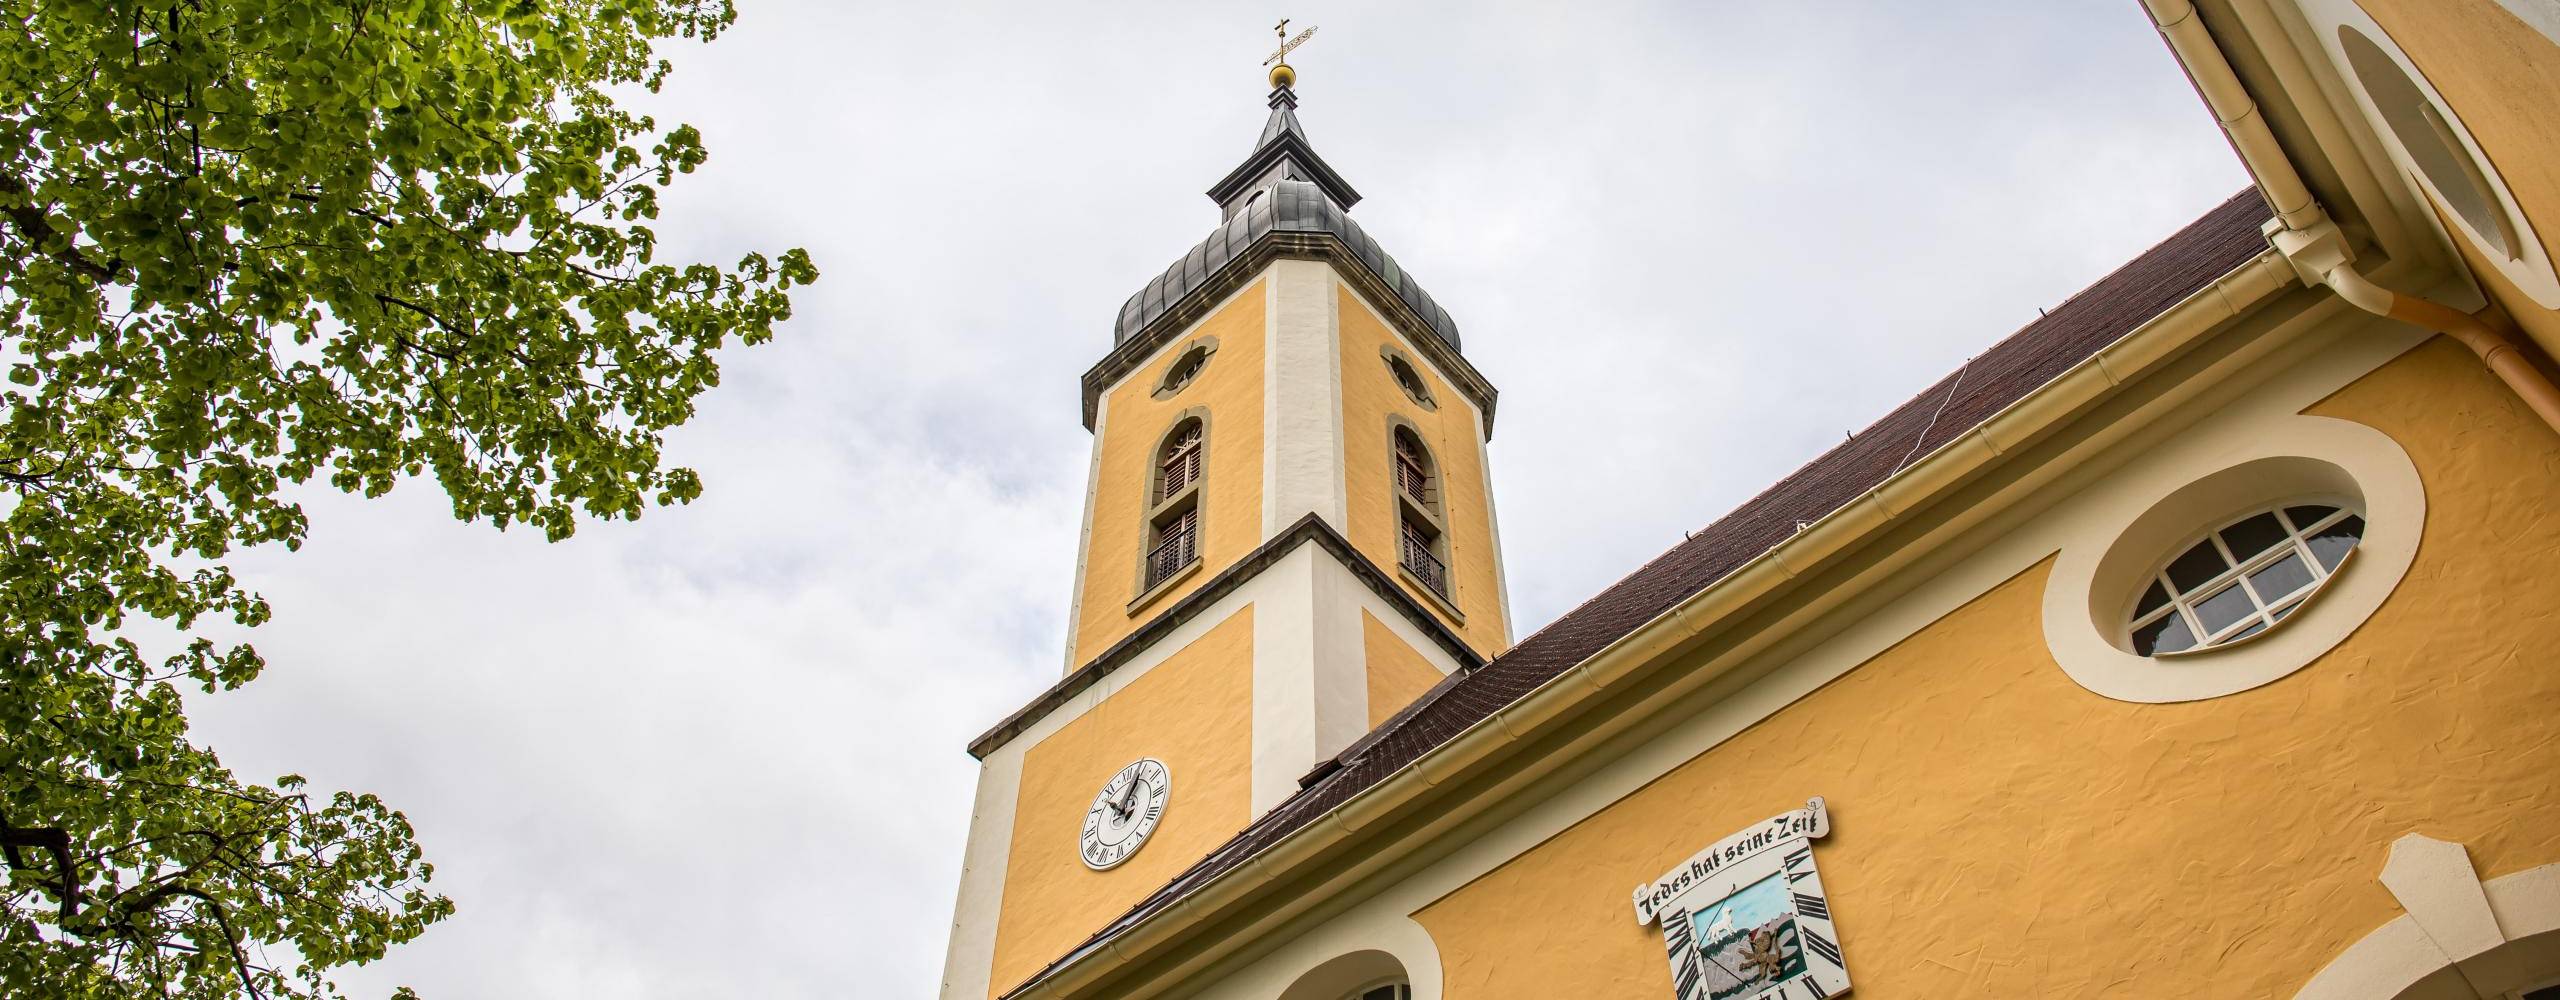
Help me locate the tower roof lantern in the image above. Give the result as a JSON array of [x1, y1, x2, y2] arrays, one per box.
[[1205, 79, 1362, 219], [1209, 26, 1359, 219]]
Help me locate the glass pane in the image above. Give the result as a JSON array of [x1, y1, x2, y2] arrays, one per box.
[[2247, 552, 2316, 605], [2228, 619, 2267, 642], [2307, 514, 2365, 571], [2133, 613, 2196, 656], [2194, 583, 2256, 635], [2219, 512, 2290, 561], [2271, 597, 2302, 621], [2165, 539, 2230, 594], [2134, 580, 2171, 618], [2284, 504, 2338, 530]]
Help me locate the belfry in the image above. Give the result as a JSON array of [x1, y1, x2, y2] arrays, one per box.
[[939, 36, 1510, 1000]]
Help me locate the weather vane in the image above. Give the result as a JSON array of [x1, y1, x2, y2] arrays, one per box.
[[1264, 19, 1317, 68]]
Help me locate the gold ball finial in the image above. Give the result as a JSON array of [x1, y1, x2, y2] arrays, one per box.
[[1262, 20, 1314, 90]]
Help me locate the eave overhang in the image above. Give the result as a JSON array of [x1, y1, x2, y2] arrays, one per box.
[[2161, 0, 2484, 297], [1205, 129, 1361, 213], [967, 513, 1485, 761]]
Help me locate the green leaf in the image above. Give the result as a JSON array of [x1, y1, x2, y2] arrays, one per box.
[[0, 0, 806, 995]]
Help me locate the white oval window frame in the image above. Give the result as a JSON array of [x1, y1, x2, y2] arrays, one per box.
[[2302, 0, 2560, 308], [2041, 415, 2422, 703]]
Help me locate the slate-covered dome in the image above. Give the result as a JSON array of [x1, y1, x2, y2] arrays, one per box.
[[1112, 180, 1464, 353]]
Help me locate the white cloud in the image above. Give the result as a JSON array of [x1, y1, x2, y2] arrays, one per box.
[[184, 1, 2246, 996]]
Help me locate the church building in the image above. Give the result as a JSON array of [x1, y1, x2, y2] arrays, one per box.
[[940, 3, 2560, 997]]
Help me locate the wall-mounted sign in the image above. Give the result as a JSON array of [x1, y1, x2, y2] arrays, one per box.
[[1632, 798, 1848, 1000]]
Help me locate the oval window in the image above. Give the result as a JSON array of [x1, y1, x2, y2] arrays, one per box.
[[1156, 344, 1211, 397], [1387, 355, 1433, 408], [2126, 503, 2365, 657], [2338, 24, 2522, 259]]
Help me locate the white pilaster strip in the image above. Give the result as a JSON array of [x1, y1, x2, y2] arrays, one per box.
[[1306, 546, 1372, 765], [1250, 546, 1321, 814], [1266, 259, 1350, 537], [1474, 403, 1515, 644], [936, 748, 1023, 1000], [1247, 543, 1380, 814]]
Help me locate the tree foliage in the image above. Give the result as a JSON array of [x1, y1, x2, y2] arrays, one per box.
[[0, 0, 814, 994]]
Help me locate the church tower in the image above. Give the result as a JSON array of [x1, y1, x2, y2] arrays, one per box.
[[940, 44, 1510, 1000]]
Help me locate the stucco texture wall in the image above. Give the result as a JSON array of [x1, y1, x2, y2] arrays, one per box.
[[1336, 283, 1507, 655], [1412, 337, 2560, 997], [993, 606, 1258, 997], [2354, 0, 2560, 358], [1072, 283, 1268, 667], [1363, 609, 1448, 728]]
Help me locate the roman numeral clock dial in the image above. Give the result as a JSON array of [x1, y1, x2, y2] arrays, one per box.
[[1080, 759, 1171, 871]]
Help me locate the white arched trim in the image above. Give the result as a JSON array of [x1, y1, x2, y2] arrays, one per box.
[[1268, 918, 1443, 1000], [2296, 835, 2560, 1000]]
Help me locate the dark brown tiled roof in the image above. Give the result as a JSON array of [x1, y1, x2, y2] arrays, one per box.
[[1004, 188, 2278, 997]]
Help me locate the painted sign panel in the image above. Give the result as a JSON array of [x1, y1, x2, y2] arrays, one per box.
[[1633, 798, 1848, 1000]]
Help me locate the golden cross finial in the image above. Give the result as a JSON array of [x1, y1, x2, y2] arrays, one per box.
[[1263, 21, 1317, 67]]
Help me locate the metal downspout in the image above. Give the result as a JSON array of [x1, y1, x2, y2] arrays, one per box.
[[2140, 0, 2560, 435]]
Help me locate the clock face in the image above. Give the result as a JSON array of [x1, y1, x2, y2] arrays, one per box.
[[1080, 758, 1171, 871]]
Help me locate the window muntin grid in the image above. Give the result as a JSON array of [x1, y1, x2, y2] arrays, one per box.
[[2127, 503, 2365, 657]]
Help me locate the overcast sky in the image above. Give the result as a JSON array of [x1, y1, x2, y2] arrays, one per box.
[[185, 2, 2248, 997]]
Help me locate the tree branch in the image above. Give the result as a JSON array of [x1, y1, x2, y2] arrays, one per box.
[[0, 174, 124, 283], [117, 884, 268, 1000], [0, 812, 81, 920]]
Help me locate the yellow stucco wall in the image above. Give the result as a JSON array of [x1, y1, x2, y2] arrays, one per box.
[[1413, 337, 2560, 996], [2447, 209, 2560, 363], [1072, 284, 1268, 667], [993, 605, 1257, 997], [2354, 0, 2560, 359], [1337, 283, 1508, 656], [1363, 609, 1447, 729]]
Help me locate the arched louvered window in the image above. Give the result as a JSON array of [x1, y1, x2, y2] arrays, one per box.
[[1391, 425, 1451, 600], [1144, 418, 1206, 591]]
